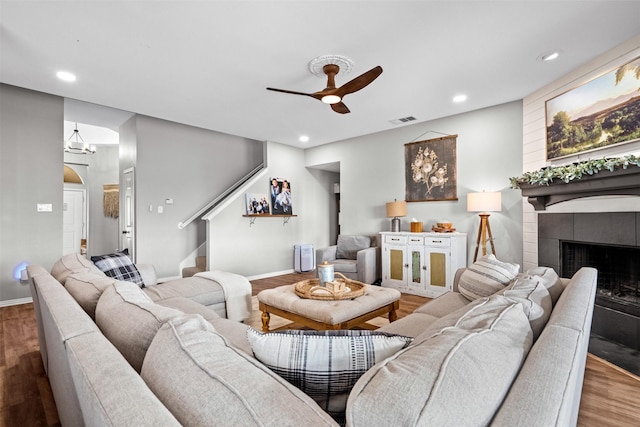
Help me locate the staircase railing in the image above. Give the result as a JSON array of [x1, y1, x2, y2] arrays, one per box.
[[178, 142, 267, 229]]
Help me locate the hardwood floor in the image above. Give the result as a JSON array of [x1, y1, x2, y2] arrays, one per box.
[[1, 272, 638, 426]]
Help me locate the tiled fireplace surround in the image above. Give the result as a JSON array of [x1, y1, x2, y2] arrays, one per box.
[[538, 212, 640, 351], [520, 166, 640, 352]]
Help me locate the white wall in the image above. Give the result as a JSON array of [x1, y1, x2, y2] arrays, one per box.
[[206, 141, 339, 277], [521, 35, 640, 271], [306, 101, 524, 268]]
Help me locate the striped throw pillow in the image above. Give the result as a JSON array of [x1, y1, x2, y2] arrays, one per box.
[[458, 254, 519, 300], [247, 328, 412, 424]]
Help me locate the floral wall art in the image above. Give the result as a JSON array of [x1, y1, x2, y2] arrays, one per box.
[[405, 135, 458, 202]]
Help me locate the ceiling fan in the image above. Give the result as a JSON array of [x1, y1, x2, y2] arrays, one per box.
[[267, 55, 383, 114]]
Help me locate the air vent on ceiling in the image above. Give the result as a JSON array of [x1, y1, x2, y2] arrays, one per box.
[[390, 116, 417, 125]]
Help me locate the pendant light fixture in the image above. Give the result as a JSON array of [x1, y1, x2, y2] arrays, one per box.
[[64, 123, 96, 154]]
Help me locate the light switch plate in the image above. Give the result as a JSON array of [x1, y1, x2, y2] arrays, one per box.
[[37, 203, 53, 212]]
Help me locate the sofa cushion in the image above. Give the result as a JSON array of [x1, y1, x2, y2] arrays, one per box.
[[526, 266, 564, 306], [91, 249, 145, 288], [64, 272, 117, 319], [95, 281, 182, 372], [503, 276, 553, 339], [143, 276, 226, 307], [51, 253, 105, 285], [458, 254, 520, 300], [332, 258, 358, 273], [377, 312, 439, 337], [347, 299, 533, 427], [414, 291, 472, 317], [336, 235, 371, 260], [247, 328, 412, 424], [141, 315, 340, 427]]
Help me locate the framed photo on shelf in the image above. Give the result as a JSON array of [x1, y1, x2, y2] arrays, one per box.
[[245, 193, 270, 215], [269, 177, 293, 215], [546, 55, 640, 160]]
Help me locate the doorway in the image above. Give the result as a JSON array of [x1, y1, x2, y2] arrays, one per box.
[[120, 167, 136, 260], [63, 189, 86, 255]]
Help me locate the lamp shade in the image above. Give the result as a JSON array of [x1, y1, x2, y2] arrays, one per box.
[[386, 200, 407, 218], [467, 191, 502, 212]]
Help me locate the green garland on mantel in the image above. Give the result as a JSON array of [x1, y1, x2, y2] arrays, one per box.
[[509, 154, 640, 189]]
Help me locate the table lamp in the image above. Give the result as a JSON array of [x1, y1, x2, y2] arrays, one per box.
[[386, 200, 407, 232], [467, 191, 501, 262]]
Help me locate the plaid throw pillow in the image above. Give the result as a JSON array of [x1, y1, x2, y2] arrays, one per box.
[[247, 328, 412, 425], [91, 249, 145, 288]]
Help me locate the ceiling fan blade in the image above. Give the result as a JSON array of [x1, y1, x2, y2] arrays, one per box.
[[331, 102, 350, 114], [336, 66, 383, 97], [266, 87, 315, 98]]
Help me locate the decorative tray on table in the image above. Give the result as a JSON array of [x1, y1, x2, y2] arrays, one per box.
[[294, 273, 366, 300]]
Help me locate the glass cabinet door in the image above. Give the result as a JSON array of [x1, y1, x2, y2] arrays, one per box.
[[409, 247, 424, 288]]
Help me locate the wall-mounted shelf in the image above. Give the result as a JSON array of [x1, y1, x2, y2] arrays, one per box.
[[243, 214, 297, 226]]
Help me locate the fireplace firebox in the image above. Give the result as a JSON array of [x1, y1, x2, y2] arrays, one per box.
[[561, 241, 640, 317], [539, 212, 640, 351]]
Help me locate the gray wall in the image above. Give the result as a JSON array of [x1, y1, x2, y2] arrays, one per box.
[[123, 114, 264, 277], [205, 102, 523, 278], [1, 84, 63, 302], [305, 101, 524, 268]]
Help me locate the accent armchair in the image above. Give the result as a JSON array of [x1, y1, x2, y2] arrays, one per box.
[[315, 235, 381, 285]]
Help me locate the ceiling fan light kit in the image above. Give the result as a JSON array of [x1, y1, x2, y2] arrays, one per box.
[[267, 54, 383, 114]]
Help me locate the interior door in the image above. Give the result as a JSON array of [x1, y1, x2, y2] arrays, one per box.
[[120, 167, 135, 261], [63, 189, 85, 255]]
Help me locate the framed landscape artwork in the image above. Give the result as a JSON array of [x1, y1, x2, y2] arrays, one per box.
[[546, 55, 640, 160], [405, 135, 458, 202], [269, 177, 293, 215]]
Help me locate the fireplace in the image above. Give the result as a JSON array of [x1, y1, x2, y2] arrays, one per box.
[[538, 212, 640, 351], [561, 241, 640, 317]]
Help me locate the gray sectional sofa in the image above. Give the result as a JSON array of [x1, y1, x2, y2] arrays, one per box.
[[27, 253, 597, 426]]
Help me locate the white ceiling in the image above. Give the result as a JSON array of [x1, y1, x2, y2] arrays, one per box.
[[2, 1, 640, 148]]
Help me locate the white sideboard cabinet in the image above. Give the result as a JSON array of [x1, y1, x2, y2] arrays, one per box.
[[380, 232, 467, 298]]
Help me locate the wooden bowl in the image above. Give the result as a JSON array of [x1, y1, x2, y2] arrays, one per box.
[[437, 222, 453, 229]]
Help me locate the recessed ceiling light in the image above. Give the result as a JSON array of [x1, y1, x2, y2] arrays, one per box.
[[537, 50, 561, 62], [56, 71, 76, 82], [299, 135, 309, 143], [453, 94, 467, 103]]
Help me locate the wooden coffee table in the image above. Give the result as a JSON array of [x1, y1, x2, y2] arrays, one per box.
[[257, 283, 401, 332]]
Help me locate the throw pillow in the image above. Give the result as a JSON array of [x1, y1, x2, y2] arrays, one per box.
[[91, 249, 144, 288], [503, 276, 553, 340], [336, 235, 371, 260], [526, 266, 564, 306], [246, 328, 412, 424], [458, 254, 520, 301]]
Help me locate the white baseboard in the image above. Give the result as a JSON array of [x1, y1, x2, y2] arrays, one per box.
[[247, 269, 297, 281], [0, 297, 33, 308]]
